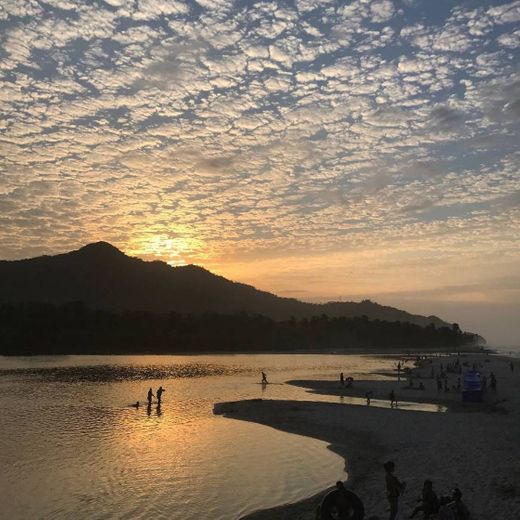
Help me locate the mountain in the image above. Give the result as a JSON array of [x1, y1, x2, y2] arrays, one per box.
[[0, 242, 450, 328]]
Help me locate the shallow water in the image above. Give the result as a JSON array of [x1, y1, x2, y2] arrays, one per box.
[[0, 353, 437, 519], [491, 344, 520, 359]]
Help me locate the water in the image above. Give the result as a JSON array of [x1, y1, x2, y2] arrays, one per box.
[[0, 353, 435, 519], [490, 345, 520, 359]]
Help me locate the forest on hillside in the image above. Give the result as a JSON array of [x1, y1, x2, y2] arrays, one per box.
[[0, 302, 481, 355]]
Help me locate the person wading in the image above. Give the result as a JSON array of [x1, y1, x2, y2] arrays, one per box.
[[157, 386, 165, 404]]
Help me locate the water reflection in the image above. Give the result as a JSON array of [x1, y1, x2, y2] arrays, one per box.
[[0, 354, 444, 520]]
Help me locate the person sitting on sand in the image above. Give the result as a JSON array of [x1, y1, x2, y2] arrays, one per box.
[[261, 372, 268, 384], [384, 461, 405, 520], [410, 479, 439, 519], [451, 489, 470, 519], [438, 488, 470, 520], [318, 481, 364, 520]]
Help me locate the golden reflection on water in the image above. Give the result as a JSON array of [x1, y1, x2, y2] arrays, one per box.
[[0, 354, 442, 519]]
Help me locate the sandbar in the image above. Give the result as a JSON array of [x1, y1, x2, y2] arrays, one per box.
[[216, 353, 520, 519]]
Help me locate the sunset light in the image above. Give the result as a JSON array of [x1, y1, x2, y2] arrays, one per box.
[[1, 2, 519, 519]]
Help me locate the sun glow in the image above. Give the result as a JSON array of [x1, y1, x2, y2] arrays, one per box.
[[127, 233, 207, 266]]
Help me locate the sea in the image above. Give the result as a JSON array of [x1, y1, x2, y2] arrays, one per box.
[[0, 352, 466, 519]]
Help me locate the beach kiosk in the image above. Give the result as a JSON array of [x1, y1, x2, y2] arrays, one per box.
[[462, 370, 483, 402]]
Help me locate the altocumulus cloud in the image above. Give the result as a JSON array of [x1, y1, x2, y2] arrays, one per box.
[[0, 0, 519, 321]]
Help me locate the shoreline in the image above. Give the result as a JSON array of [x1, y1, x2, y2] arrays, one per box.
[[0, 344, 488, 358], [217, 353, 520, 520]]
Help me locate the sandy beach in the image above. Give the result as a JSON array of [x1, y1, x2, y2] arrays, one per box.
[[216, 353, 520, 519]]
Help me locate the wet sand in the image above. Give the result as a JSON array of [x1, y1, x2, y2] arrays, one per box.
[[216, 354, 520, 519]]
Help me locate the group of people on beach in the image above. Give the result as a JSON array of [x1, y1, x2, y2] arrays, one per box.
[[318, 463, 470, 520], [385, 460, 470, 520], [403, 355, 503, 397]]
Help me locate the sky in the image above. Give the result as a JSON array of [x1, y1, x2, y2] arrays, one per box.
[[1, 0, 519, 345]]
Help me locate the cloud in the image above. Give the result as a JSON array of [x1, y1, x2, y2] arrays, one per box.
[[370, 0, 395, 23], [487, 1, 520, 24], [0, 0, 518, 325], [428, 106, 466, 131], [497, 29, 520, 48]]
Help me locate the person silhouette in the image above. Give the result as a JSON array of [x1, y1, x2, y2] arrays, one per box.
[[389, 390, 397, 408], [157, 386, 165, 404], [411, 479, 439, 518], [261, 372, 268, 384], [384, 461, 405, 520], [147, 388, 155, 405]]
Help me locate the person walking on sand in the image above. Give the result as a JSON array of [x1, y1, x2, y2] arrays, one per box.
[[384, 461, 405, 520], [147, 387, 155, 405], [156, 386, 165, 404], [261, 372, 268, 384]]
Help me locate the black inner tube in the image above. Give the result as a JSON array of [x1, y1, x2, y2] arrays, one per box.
[[318, 488, 365, 520]]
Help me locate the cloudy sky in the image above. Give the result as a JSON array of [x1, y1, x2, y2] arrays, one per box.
[[1, 0, 519, 344]]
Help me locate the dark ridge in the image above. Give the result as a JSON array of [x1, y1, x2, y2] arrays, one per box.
[[0, 242, 452, 328]]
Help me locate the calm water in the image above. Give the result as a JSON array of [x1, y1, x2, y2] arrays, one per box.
[[0, 353, 430, 519], [491, 345, 520, 359]]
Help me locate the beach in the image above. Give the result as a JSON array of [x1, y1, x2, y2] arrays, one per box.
[[217, 353, 520, 519]]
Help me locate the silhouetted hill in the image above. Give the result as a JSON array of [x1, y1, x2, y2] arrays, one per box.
[[0, 242, 450, 328]]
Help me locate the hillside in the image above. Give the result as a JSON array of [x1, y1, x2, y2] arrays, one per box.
[[0, 242, 450, 328]]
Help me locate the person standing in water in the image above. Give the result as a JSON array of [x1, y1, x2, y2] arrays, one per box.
[[261, 372, 268, 384], [147, 388, 155, 405], [384, 461, 405, 520], [157, 386, 165, 404]]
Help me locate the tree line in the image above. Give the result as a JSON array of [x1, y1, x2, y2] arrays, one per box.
[[0, 302, 480, 355]]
